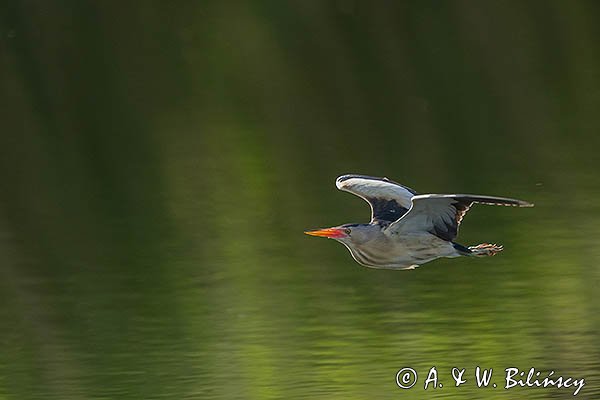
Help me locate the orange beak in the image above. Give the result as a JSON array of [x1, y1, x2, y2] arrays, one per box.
[[304, 227, 347, 239]]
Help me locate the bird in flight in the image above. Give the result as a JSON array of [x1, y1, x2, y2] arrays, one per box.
[[305, 175, 533, 270]]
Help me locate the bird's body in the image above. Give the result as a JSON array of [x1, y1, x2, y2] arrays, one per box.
[[305, 175, 533, 270], [344, 230, 458, 269]]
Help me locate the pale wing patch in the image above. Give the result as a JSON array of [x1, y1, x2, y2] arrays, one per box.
[[335, 175, 417, 223], [336, 175, 415, 209]]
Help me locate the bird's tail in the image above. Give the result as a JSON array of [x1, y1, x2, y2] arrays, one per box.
[[467, 243, 503, 257]]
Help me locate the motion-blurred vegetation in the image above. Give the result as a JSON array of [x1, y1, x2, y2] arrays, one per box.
[[1, 1, 599, 399]]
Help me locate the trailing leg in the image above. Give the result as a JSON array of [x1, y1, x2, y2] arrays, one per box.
[[468, 243, 503, 257], [452, 242, 503, 257]]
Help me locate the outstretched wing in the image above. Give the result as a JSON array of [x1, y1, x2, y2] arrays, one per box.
[[336, 175, 417, 223], [388, 194, 533, 241]]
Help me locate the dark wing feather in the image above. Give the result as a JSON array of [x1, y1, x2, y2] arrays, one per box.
[[389, 194, 533, 241], [336, 175, 417, 223]]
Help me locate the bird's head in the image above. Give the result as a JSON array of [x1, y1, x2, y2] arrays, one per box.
[[304, 223, 374, 246]]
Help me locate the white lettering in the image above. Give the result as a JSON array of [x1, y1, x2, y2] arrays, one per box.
[[475, 366, 493, 387], [423, 367, 438, 389]]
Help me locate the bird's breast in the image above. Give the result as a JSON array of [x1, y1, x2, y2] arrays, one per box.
[[350, 233, 453, 267]]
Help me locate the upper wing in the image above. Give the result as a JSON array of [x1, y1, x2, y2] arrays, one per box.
[[388, 194, 534, 241], [336, 174, 417, 223]]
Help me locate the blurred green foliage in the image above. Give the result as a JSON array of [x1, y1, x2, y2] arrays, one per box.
[[1, 1, 599, 399]]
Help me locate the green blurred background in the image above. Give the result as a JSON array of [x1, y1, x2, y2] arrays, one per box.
[[1, 1, 599, 399]]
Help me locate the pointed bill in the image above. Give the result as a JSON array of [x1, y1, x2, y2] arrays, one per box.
[[304, 227, 347, 239]]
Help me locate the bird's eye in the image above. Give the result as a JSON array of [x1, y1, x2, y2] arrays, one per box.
[[344, 228, 351, 235]]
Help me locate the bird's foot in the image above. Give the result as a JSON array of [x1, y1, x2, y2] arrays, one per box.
[[468, 243, 503, 257]]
